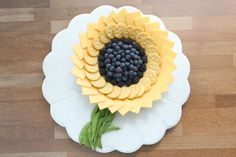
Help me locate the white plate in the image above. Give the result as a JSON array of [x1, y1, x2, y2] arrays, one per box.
[[42, 5, 190, 153]]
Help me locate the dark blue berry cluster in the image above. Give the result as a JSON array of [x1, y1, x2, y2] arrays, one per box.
[[98, 38, 147, 87]]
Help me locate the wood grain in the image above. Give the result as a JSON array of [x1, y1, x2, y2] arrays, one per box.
[[0, 0, 236, 156]]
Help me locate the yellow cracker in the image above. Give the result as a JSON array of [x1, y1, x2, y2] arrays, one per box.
[[92, 37, 104, 50], [136, 32, 149, 44], [144, 69, 157, 85], [118, 86, 130, 99], [84, 53, 98, 65], [87, 43, 99, 57], [145, 45, 159, 55], [91, 76, 106, 88], [147, 53, 161, 65], [84, 63, 98, 73], [98, 82, 113, 94], [85, 71, 100, 81], [140, 37, 156, 49], [107, 86, 121, 99], [128, 84, 139, 99], [136, 83, 145, 97], [128, 26, 143, 40], [99, 31, 110, 44], [113, 23, 126, 38], [122, 25, 129, 38], [140, 77, 152, 92], [104, 23, 116, 39], [147, 61, 160, 72]]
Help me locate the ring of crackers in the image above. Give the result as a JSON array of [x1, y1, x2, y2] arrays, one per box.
[[71, 9, 176, 115]]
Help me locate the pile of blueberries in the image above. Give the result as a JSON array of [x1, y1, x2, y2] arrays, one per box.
[[98, 38, 147, 87]]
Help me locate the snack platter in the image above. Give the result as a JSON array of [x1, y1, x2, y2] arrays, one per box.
[[42, 5, 190, 153]]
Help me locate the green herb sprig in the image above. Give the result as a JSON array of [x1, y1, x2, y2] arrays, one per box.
[[79, 105, 120, 150]]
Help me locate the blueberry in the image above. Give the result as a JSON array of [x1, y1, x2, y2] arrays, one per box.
[[131, 48, 136, 53], [115, 61, 121, 66], [106, 63, 111, 69], [113, 38, 118, 43], [107, 71, 113, 77], [133, 66, 138, 71], [107, 48, 113, 53], [121, 53, 125, 57], [121, 58, 126, 62], [125, 55, 131, 60], [130, 52, 135, 58], [104, 53, 109, 59], [135, 50, 140, 55], [125, 50, 130, 54], [128, 71, 134, 76], [132, 77, 139, 84], [113, 51, 118, 55], [115, 73, 122, 79], [112, 58, 116, 62], [128, 45, 132, 49], [134, 60, 139, 66], [117, 41, 123, 47], [125, 62, 130, 67], [122, 44, 129, 50], [109, 66, 115, 72], [116, 55, 121, 60], [124, 71, 129, 76], [130, 60, 134, 65], [105, 58, 111, 64], [115, 46, 120, 51], [108, 54, 114, 59], [115, 67, 122, 73], [112, 43, 117, 48], [122, 76, 128, 81], [138, 59, 143, 64], [121, 63, 126, 68]]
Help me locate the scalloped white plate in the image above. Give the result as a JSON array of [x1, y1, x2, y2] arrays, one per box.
[[42, 5, 190, 153]]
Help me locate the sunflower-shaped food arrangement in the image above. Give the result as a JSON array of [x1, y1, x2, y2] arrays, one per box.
[[71, 8, 176, 150]]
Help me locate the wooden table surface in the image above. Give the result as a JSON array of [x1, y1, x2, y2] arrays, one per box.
[[0, 0, 236, 157]]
